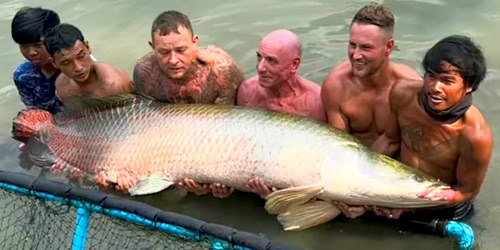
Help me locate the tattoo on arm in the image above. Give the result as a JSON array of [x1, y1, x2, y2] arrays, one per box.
[[133, 55, 162, 99], [214, 62, 244, 105]]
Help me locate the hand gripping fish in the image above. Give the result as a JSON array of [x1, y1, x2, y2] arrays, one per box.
[[12, 95, 454, 231]]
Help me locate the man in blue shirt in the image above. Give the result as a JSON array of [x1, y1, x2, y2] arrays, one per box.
[[11, 7, 62, 114]]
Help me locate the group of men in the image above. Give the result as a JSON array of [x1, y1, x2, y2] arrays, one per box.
[[11, 3, 492, 225]]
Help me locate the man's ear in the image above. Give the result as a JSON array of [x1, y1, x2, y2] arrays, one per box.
[[192, 35, 199, 45], [386, 38, 394, 56], [466, 85, 473, 94], [84, 41, 92, 55], [149, 41, 154, 49], [48, 56, 58, 69], [290, 57, 301, 73]]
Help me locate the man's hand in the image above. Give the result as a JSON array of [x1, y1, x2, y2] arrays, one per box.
[[177, 178, 211, 196], [418, 187, 457, 202], [332, 201, 366, 219], [370, 206, 408, 220], [209, 183, 234, 198], [246, 177, 277, 199]]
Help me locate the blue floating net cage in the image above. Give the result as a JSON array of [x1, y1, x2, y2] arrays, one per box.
[[0, 170, 301, 250]]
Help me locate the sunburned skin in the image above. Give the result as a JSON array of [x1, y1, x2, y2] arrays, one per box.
[[134, 46, 244, 104], [237, 29, 327, 122]]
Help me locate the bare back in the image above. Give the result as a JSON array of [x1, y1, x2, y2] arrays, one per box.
[[133, 46, 244, 104], [237, 76, 327, 122], [321, 60, 421, 147], [56, 62, 134, 102]]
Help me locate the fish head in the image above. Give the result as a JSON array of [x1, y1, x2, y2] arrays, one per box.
[[319, 146, 450, 208]]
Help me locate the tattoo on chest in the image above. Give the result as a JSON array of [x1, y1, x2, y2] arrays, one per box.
[[137, 56, 242, 104], [401, 123, 455, 157]]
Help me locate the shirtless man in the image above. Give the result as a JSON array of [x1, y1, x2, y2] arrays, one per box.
[[237, 29, 327, 122], [321, 3, 421, 218], [381, 35, 492, 221], [133, 11, 243, 198], [133, 10, 244, 104], [44, 24, 133, 102]]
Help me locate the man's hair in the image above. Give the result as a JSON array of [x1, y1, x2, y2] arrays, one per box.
[[11, 7, 60, 44], [44, 23, 85, 56], [422, 35, 486, 92], [151, 10, 193, 36], [351, 3, 394, 37]]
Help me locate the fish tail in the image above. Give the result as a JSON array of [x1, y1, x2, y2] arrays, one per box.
[[12, 109, 53, 142]]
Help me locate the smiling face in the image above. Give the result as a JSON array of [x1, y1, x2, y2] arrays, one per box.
[[423, 61, 472, 111], [150, 25, 199, 80], [52, 40, 93, 83], [348, 22, 393, 78], [19, 41, 52, 68]]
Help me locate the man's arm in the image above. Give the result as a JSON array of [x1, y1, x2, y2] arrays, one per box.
[[197, 46, 244, 105], [321, 72, 349, 131], [13, 76, 37, 108], [214, 62, 244, 105], [236, 78, 252, 106], [451, 122, 493, 204], [132, 54, 157, 99], [54, 75, 70, 102], [371, 81, 403, 156]]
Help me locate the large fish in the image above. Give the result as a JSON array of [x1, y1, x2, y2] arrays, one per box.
[[12, 95, 451, 230]]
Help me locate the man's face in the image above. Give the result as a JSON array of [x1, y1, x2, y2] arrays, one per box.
[[256, 38, 298, 89], [19, 41, 51, 68], [52, 40, 93, 83], [423, 61, 471, 111], [150, 26, 199, 80], [348, 22, 393, 78]]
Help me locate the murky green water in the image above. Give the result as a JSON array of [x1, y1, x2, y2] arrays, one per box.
[[0, 0, 499, 249]]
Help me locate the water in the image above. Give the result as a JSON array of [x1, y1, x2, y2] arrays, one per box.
[[0, 0, 499, 249]]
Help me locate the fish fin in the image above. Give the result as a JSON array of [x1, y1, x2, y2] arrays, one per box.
[[277, 200, 341, 230], [265, 184, 323, 214], [26, 138, 55, 167], [62, 94, 149, 112], [129, 176, 174, 196]]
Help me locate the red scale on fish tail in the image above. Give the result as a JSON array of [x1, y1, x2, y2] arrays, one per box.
[[12, 109, 53, 142]]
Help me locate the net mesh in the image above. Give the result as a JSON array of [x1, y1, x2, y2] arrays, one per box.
[[0, 188, 248, 250]]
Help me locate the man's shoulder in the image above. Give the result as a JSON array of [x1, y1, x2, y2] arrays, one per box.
[[462, 106, 492, 143], [198, 45, 238, 70], [390, 79, 422, 108], [237, 76, 261, 105], [323, 61, 350, 86], [133, 52, 159, 84], [13, 61, 37, 79], [135, 52, 156, 69], [240, 76, 259, 89], [95, 62, 129, 82], [298, 76, 320, 94], [391, 62, 422, 81]]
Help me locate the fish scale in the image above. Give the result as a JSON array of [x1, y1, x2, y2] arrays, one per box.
[[12, 96, 452, 230]]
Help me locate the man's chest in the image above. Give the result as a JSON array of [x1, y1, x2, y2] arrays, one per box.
[[153, 72, 219, 104], [399, 111, 461, 160], [341, 91, 391, 131]]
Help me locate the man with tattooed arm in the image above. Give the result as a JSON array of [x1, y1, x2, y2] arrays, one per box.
[[133, 10, 244, 104], [381, 35, 492, 222], [133, 10, 244, 198]]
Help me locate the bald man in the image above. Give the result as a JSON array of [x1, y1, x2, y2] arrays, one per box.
[[237, 29, 327, 122]]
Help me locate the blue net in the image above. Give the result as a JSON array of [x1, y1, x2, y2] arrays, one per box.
[[0, 171, 299, 250]]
